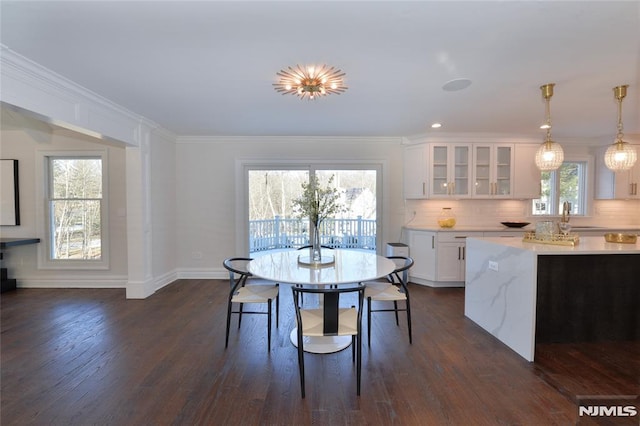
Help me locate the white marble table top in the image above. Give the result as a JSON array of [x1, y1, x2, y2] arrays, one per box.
[[248, 249, 395, 285], [471, 235, 640, 255]]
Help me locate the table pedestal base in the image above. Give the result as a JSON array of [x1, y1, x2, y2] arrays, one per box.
[[290, 328, 351, 354]]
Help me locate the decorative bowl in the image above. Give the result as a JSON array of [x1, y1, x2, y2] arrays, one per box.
[[501, 221, 531, 228], [604, 233, 637, 244]]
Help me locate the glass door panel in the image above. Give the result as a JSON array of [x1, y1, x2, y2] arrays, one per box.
[[496, 146, 512, 196], [453, 146, 469, 196], [474, 146, 491, 196]]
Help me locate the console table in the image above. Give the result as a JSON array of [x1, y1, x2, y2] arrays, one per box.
[[1, 238, 40, 293]]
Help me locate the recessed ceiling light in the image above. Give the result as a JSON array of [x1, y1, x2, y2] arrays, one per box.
[[442, 78, 472, 92], [431, 123, 442, 128]]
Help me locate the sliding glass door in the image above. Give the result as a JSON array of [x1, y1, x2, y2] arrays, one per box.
[[245, 164, 379, 254]]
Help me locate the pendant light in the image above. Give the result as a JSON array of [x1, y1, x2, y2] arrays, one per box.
[[604, 85, 637, 172], [535, 83, 564, 171]]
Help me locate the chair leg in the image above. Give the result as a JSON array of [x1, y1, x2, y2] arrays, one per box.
[[238, 303, 244, 329], [367, 297, 372, 347], [393, 301, 399, 326], [225, 300, 233, 348], [356, 333, 362, 396], [297, 331, 306, 398], [267, 299, 272, 351], [406, 299, 412, 344], [351, 335, 355, 363], [276, 287, 280, 328]]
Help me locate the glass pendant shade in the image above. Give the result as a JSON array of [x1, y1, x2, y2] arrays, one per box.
[[604, 140, 637, 172], [535, 140, 564, 171], [535, 83, 563, 171], [605, 85, 636, 172]]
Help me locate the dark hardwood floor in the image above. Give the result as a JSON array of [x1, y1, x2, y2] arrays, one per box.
[[1, 280, 638, 425]]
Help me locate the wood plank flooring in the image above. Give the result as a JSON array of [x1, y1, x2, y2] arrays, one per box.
[[1, 280, 638, 425]]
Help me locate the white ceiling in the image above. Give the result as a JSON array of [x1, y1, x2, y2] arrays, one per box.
[[1, 1, 639, 141]]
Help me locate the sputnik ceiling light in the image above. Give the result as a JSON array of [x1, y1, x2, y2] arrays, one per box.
[[535, 83, 564, 171], [604, 85, 637, 172], [273, 64, 347, 100]]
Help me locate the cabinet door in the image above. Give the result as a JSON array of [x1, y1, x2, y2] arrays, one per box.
[[403, 145, 429, 199], [406, 231, 436, 281], [613, 154, 640, 199], [436, 242, 464, 281], [430, 145, 449, 196], [473, 144, 513, 198], [494, 145, 513, 197], [429, 144, 472, 198], [513, 144, 542, 199]]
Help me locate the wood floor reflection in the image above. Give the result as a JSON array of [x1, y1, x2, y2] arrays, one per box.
[[2, 281, 637, 425]]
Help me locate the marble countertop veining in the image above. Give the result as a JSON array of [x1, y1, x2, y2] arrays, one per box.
[[470, 235, 640, 255]]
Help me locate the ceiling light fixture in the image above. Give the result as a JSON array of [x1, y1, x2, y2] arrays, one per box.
[[604, 85, 637, 172], [535, 83, 564, 171], [273, 64, 347, 100]]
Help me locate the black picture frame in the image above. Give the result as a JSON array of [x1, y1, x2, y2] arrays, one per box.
[[0, 159, 20, 226]]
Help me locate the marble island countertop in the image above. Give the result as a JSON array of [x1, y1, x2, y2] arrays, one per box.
[[472, 235, 640, 255]]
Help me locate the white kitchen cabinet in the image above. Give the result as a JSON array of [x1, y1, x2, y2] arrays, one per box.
[[472, 144, 513, 198], [612, 152, 640, 199], [405, 229, 482, 286], [403, 144, 429, 199], [429, 144, 472, 198], [595, 144, 640, 199], [435, 232, 483, 282], [513, 144, 542, 199], [404, 229, 436, 281]]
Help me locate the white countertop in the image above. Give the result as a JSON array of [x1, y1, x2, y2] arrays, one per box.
[[470, 235, 640, 255], [404, 225, 640, 233]]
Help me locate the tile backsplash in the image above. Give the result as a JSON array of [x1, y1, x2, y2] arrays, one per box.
[[405, 199, 640, 228]]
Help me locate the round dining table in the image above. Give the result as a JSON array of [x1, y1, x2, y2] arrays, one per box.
[[248, 248, 395, 353]]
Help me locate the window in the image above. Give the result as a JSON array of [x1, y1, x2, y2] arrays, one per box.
[[37, 152, 109, 269], [532, 160, 589, 216], [240, 162, 382, 254]]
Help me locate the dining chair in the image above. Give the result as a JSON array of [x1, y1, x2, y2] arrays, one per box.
[[364, 256, 414, 346], [291, 284, 365, 398], [223, 257, 279, 351], [294, 244, 335, 304]]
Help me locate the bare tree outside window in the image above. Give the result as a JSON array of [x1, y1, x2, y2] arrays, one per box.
[[49, 158, 102, 260]]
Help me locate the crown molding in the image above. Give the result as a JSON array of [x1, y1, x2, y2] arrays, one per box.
[[176, 135, 403, 144], [0, 45, 173, 146]]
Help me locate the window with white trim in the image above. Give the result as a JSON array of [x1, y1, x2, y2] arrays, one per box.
[[532, 160, 589, 216], [39, 152, 109, 269]]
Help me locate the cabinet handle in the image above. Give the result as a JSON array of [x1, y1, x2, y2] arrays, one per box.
[[432, 235, 435, 249], [462, 246, 465, 260], [458, 247, 461, 260], [422, 182, 426, 195], [631, 183, 634, 196], [454, 236, 467, 239]]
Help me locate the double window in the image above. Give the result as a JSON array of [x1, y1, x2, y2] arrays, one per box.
[[532, 159, 590, 216], [38, 152, 108, 269]]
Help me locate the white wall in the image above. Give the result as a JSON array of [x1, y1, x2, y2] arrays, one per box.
[[149, 128, 178, 285], [175, 136, 405, 277], [0, 115, 129, 287]]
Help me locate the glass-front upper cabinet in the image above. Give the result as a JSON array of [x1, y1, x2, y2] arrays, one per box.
[[472, 144, 513, 198], [429, 144, 472, 198]]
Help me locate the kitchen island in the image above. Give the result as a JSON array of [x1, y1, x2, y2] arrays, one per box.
[[464, 236, 639, 361]]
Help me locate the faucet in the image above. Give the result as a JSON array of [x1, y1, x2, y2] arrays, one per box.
[[561, 201, 571, 223]]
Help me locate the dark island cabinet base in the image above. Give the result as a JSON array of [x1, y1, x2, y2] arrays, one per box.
[[536, 254, 640, 343]]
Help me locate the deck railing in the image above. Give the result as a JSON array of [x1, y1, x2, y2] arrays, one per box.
[[249, 216, 376, 253]]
